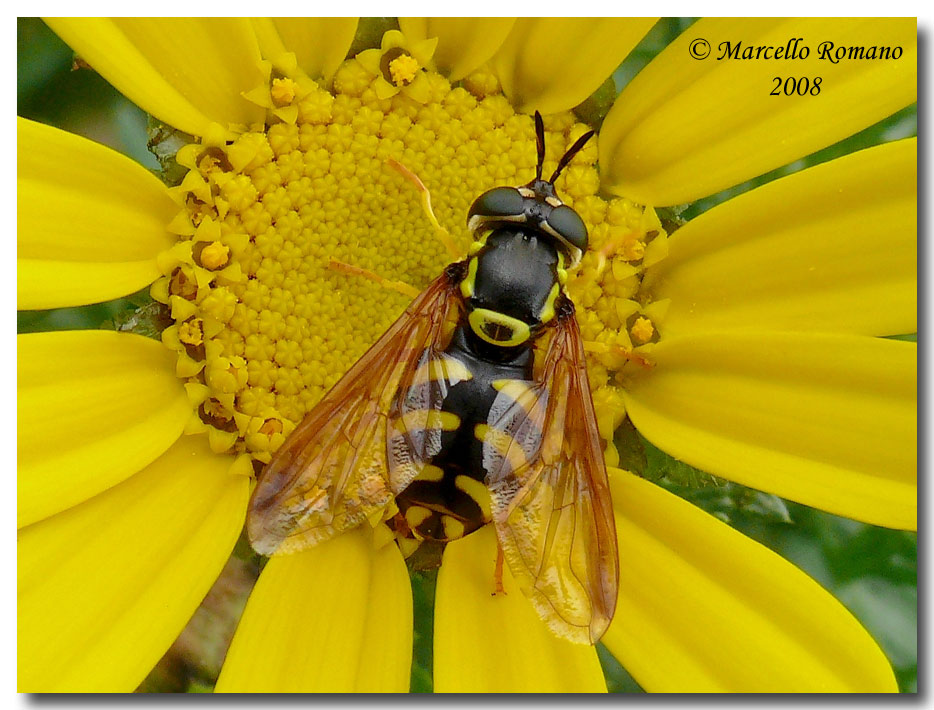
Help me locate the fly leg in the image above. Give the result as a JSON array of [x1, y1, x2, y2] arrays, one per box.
[[392, 508, 413, 538], [328, 153, 464, 299], [387, 158, 463, 261], [327, 258, 421, 299], [492, 542, 506, 596]]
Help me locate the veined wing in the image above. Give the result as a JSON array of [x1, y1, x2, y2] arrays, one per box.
[[248, 267, 462, 555], [481, 306, 619, 644]]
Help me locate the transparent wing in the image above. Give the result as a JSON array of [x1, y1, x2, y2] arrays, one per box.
[[482, 310, 619, 644], [387, 348, 474, 493], [248, 269, 461, 556]]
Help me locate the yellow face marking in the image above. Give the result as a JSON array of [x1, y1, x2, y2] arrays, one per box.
[[467, 213, 526, 233], [545, 196, 562, 208], [455, 475, 492, 520], [468, 308, 531, 347], [474, 423, 530, 475], [411, 354, 473, 387], [460, 257, 479, 299], [441, 515, 466, 540], [539, 282, 560, 324], [414, 464, 445, 483], [405, 505, 432, 528], [392, 409, 461, 436]]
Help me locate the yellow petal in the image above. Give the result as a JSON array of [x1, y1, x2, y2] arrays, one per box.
[[600, 18, 917, 205], [492, 18, 657, 114], [404, 72, 431, 104], [604, 469, 898, 692], [623, 332, 916, 530], [216, 529, 412, 692], [381, 29, 407, 52], [374, 75, 401, 100], [18, 330, 190, 528], [17, 118, 177, 310], [19, 260, 165, 311], [645, 138, 917, 338], [409, 37, 440, 68], [356, 48, 382, 76], [18, 436, 248, 692], [45, 18, 264, 136], [400, 18, 516, 81], [252, 18, 358, 81], [434, 526, 606, 692]]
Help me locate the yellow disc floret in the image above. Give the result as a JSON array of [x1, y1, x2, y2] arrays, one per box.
[[270, 77, 298, 107], [389, 54, 420, 86], [630, 316, 656, 345], [152, 37, 668, 465], [197, 241, 231, 270], [178, 317, 204, 347]]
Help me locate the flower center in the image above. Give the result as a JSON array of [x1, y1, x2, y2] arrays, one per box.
[[152, 50, 669, 468], [383, 49, 419, 86], [270, 77, 299, 107]]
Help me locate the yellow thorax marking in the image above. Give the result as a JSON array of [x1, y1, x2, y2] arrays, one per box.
[[539, 282, 560, 324], [556, 250, 568, 286], [460, 257, 479, 299], [467, 232, 489, 257], [468, 308, 531, 347]]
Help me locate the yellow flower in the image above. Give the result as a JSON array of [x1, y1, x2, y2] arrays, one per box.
[[354, 29, 438, 103], [18, 17, 916, 693]]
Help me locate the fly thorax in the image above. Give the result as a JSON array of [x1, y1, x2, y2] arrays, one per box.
[[459, 229, 561, 350]]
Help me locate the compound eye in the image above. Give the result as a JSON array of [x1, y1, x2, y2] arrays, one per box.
[[548, 204, 588, 251], [467, 186, 525, 220]]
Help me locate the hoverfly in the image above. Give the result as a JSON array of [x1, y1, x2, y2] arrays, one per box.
[[248, 112, 618, 644]]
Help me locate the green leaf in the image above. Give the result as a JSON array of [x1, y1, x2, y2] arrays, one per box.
[[409, 567, 437, 693], [837, 578, 916, 673], [346, 18, 399, 58], [111, 298, 173, 341], [640, 434, 722, 488], [573, 75, 617, 131], [597, 643, 644, 693], [147, 117, 194, 187], [612, 417, 646, 478], [635, 433, 792, 525]]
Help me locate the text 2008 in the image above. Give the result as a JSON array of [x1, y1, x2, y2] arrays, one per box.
[[771, 76, 822, 95]]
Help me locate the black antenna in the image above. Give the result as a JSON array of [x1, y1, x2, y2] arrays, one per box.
[[549, 130, 595, 183], [534, 111, 546, 181]]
